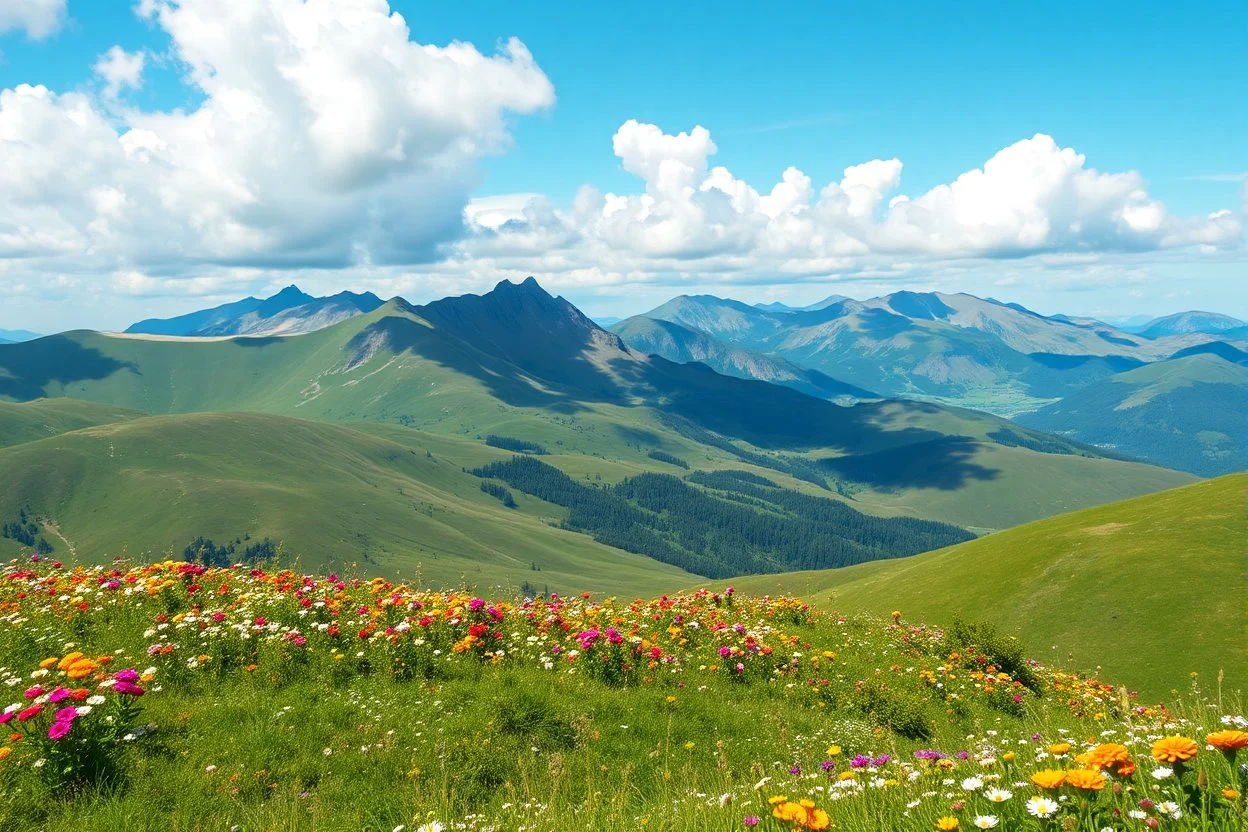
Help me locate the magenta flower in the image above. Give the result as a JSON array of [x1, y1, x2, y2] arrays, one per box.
[[54, 706, 79, 723], [48, 720, 72, 740], [113, 669, 140, 684], [743, 817, 759, 828], [48, 687, 70, 704], [23, 685, 43, 700], [16, 704, 43, 722], [719, 646, 732, 658], [0, 710, 14, 725], [113, 681, 145, 697]]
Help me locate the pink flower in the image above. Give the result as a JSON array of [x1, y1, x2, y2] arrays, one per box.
[[48, 720, 72, 740], [23, 685, 43, 700], [719, 646, 732, 658], [113, 681, 145, 697], [16, 704, 43, 722], [0, 710, 14, 725], [113, 669, 140, 684], [54, 706, 78, 722], [48, 687, 70, 704]]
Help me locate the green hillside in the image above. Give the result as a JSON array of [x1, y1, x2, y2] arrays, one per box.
[[720, 475, 1248, 696], [1016, 353, 1248, 476], [0, 281, 1194, 537], [0, 411, 697, 596], [0, 398, 141, 448]]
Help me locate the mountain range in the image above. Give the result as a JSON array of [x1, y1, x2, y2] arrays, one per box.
[[124, 285, 384, 337], [0, 278, 1193, 583]]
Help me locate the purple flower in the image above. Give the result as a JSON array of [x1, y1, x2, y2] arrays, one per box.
[[113, 668, 140, 684], [743, 817, 759, 828], [789, 765, 801, 775], [850, 755, 872, 769], [872, 754, 892, 767], [914, 750, 946, 761], [1031, 733, 1043, 742], [468, 598, 485, 612], [820, 760, 836, 771], [47, 720, 72, 740], [955, 751, 970, 760]]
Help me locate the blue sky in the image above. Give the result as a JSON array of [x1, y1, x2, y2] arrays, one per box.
[[0, 0, 1244, 330]]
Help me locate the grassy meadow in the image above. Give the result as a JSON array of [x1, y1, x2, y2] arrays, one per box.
[[0, 558, 1245, 831]]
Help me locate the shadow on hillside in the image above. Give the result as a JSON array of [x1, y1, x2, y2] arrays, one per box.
[[0, 336, 134, 400], [820, 437, 999, 490], [231, 337, 283, 348]]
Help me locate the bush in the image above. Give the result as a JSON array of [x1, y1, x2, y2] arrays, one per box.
[[942, 618, 1041, 692], [485, 435, 547, 454]]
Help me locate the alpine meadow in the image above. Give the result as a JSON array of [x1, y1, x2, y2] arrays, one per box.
[[0, 1, 1244, 831]]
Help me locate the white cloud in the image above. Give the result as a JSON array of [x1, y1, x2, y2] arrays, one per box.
[[0, 0, 66, 40], [0, 0, 553, 283], [93, 46, 146, 98], [453, 124, 1243, 290]]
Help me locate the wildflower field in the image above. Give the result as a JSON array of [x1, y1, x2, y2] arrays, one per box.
[[0, 557, 1243, 832]]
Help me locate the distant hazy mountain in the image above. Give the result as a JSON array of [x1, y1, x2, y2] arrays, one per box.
[[591, 315, 623, 327], [1136, 311, 1246, 338], [0, 329, 43, 343], [1015, 353, 1248, 476], [639, 290, 1236, 415], [125, 285, 384, 337], [610, 315, 877, 403]]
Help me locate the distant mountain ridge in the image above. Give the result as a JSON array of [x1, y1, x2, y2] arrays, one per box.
[[0, 329, 43, 343], [1135, 310, 1246, 338], [124, 285, 384, 337]]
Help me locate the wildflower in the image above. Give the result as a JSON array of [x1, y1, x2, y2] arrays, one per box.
[[984, 787, 1012, 802], [973, 816, 999, 829], [1151, 767, 1173, 779], [1025, 796, 1059, 818], [1029, 769, 1066, 789], [1150, 736, 1198, 763], [1063, 769, 1106, 791], [1223, 788, 1240, 800], [0, 748, 11, 762], [415, 824, 444, 832], [47, 720, 72, 740], [743, 817, 759, 828], [1047, 742, 1072, 755], [1206, 730, 1248, 751], [1156, 801, 1182, 820], [961, 775, 984, 790], [935, 817, 959, 830]]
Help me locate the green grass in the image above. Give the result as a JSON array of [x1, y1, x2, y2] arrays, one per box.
[[0, 411, 696, 596], [0, 399, 141, 449], [0, 561, 1244, 831], [720, 474, 1248, 697]]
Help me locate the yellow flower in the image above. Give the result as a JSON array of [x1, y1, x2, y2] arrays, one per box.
[[1223, 788, 1240, 800], [1064, 768, 1106, 791], [1151, 736, 1199, 763], [1206, 730, 1248, 751], [935, 817, 960, 830], [1047, 742, 1072, 755], [1029, 769, 1066, 789], [0, 747, 12, 762], [1002, 752, 1015, 763], [683, 741, 695, 751], [39, 657, 59, 669], [826, 745, 842, 757]]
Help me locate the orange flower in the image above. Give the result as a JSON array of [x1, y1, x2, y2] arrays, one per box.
[[38, 657, 59, 669], [1206, 730, 1248, 751], [0, 747, 11, 762], [1029, 769, 1067, 789], [1223, 788, 1240, 800], [1151, 736, 1199, 763], [65, 657, 98, 680], [56, 652, 84, 671], [1082, 743, 1134, 776], [1064, 768, 1106, 790]]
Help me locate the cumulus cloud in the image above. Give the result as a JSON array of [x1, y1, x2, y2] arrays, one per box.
[[93, 46, 146, 98], [0, 0, 553, 282], [456, 124, 1243, 289], [0, 0, 66, 40]]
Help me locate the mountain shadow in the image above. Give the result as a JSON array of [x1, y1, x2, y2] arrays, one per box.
[[0, 335, 134, 401], [820, 436, 999, 490]]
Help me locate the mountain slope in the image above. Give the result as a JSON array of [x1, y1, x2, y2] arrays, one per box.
[[716, 474, 1248, 696], [0, 398, 142, 449], [639, 291, 1234, 415], [610, 315, 876, 402], [0, 411, 697, 595], [1015, 354, 1248, 476], [0, 279, 1194, 534], [124, 285, 384, 337], [0, 329, 43, 343], [1138, 310, 1246, 338]]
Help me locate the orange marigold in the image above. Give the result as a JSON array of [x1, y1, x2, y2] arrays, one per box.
[[1029, 769, 1067, 789], [0, 747, 11, 763], [1082, 742, 1134, 775], [1151, 736, 1199, 763], [1064, 768, 1107, 790], [1206, 730, 1248, 751]]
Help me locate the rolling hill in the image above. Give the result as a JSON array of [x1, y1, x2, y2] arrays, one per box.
[[124, 285, 384, 337], [0, 411, 698, 595], [716, 474, 1248, 696], [0, 398, 142, 449], [0, 278, 1194, 571], [1015, 353, 1248, 476]]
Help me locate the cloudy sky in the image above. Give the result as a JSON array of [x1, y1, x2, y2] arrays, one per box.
[[0, 0, 1244, 333]]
